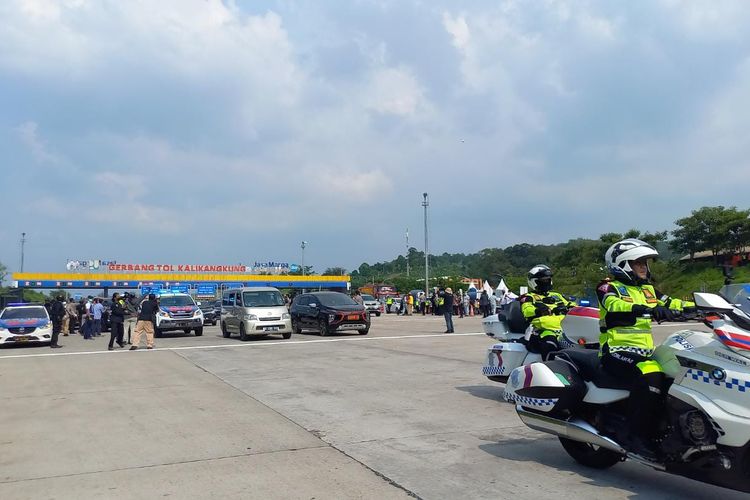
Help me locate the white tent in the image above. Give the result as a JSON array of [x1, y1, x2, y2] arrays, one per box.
[[495, 279, 509, 295], [483, 280, 494, 295]]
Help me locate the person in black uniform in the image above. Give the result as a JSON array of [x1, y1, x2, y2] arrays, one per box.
[[108, 293, 127, 351], [49, 295, 65, 348]]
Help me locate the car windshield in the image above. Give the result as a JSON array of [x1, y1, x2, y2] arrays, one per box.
[[362, 294, 376, 301], [159, 295, 195, 307], [1, 306, 48, 320], [317, 293, 358, 307], [242, 291, 284, 307]]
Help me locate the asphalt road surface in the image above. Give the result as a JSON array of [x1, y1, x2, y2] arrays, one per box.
[[0, 314, 746, 499]]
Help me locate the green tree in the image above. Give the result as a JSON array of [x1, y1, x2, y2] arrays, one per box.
[[671, 206, 747, 261], [323, 267, 348, 276]]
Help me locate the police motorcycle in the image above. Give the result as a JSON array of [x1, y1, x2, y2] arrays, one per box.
[[503, 291, 750, 493], [481, 300, 600, 383]]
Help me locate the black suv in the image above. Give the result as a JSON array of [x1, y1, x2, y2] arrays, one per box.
[[290, 291, 369, 336], [198, 302, 217, 325]]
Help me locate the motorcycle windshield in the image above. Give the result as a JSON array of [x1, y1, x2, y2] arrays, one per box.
[[719, 283, 750, 313]]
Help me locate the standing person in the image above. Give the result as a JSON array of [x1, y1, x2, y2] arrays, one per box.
[[454, 293, 462, 318], [123, 293, 139, 344], [418, 292, 426, 315], [353, 291, 364, 306], [462, 292, 470, 316], [108, 293, 126, 351], [64, 298, 78, 335], [385, 296, 394, 314], [439, 287, 454, 333], [131, 293, 159, 350], [91, 298, 105, 337], [76, 299, 86, 334], [479, 290, 490, 317], [598, 238, 694, 458], [489, 291, 498, 316], [49, 295, 65, 348], [406, 293, 413, 316]]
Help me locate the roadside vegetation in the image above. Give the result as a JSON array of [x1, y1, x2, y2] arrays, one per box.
[[351, 205, 750, 299]]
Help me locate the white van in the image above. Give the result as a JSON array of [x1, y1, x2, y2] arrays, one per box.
[[220, 287, 292, 341]]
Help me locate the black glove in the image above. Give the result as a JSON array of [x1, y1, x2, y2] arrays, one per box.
[[552, 305, 569, 315], [631, 304, 648, 316], [534, 303, 551, 316], [542, 296, 557, 304], [649, 306, 674, 323]]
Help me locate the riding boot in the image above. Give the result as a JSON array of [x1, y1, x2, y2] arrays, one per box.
[[626, 372, 665, 460]]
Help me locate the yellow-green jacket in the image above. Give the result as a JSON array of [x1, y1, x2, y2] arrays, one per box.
[[519, 291, 575, 334], [596, 280, 694, 356]]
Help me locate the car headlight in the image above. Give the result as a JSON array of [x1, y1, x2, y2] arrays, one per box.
[[0, 327, 6, 332], [159, 311, 169, 318], [328, 313, 336, 322], [195, 310, 203, 317], [243, 314, 258, 321], [282, 312, 290, 320]]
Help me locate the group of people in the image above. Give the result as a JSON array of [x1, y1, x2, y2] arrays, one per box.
[[383, 288, 514, 319], [44, 292, 164, 351], [518, 238, 695, 459]]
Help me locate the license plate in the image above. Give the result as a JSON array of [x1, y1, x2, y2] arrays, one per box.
[[263, 326, 279, 332], [13, 336, 30, 342], [347, 314, 359, 320]]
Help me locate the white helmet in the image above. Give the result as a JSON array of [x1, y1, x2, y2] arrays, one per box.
[[605, 238, 658, 284], [528, 265, 553, 293]]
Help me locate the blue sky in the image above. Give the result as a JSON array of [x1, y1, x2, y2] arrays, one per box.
[[2, 0, 750, 276]]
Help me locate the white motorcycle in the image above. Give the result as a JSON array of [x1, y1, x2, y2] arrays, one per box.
[[482, 301, 600, 383], [504, 292, 750, 493]]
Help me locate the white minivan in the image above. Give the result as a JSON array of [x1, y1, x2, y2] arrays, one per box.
[[220, 287, 292, 341]]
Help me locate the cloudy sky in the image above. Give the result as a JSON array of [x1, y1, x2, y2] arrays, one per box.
[[2, 0, 749, 276]]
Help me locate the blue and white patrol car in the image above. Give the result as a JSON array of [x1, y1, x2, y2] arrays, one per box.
[[0, 303, 53, 345], [147, 292, 204, 337]]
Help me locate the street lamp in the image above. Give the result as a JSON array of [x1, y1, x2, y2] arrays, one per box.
[[422, 193, 429, 297], [20, 232, 26, 273], [301, 241, 307, 276]]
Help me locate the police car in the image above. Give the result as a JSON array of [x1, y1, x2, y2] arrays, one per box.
[[0, 303, 53, 346], [148, 292, 204, 337]]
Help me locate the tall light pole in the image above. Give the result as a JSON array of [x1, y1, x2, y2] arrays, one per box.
[[406, 228, 410, 277], [20, 232, 26, 273], [301, 241, 307, 276], [422, 193, 429, 297]]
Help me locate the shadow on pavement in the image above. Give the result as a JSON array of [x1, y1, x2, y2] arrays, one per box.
[[455, 384, 507, 402]]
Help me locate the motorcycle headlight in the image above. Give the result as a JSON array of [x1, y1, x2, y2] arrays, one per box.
[[243, 314, 258, 321], [282, 312, 290, 320]]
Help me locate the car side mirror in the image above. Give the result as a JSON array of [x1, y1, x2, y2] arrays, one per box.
[[310, 303, 317, 308]]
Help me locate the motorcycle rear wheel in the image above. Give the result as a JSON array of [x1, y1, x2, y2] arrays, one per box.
[[559, 437, 623, 469]]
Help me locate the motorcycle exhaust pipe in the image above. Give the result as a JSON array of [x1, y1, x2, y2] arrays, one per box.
[[517, 406, 626, 454]]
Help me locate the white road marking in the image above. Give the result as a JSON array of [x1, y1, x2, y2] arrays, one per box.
[[0, 332, 486, 360]]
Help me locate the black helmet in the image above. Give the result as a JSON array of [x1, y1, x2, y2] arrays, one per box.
[[528, 265, 553, 293]]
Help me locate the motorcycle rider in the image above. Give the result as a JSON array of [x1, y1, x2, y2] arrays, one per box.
[[519, 265, 576, 360], [598, 238, 694, 459]]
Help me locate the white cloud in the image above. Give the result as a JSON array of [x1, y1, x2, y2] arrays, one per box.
[[364, 66, 428, 116], [15, 121, 58, 163], [442, 13, 470, 50]]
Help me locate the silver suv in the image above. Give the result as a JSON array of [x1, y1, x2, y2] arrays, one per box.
[[361, 294, 381, 317]]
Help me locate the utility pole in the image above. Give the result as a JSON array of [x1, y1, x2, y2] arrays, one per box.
[[406, 228, 410, 277], [422, 193, 429, 297], [301, 241, 307, 276], [20, 232, 26, 273]]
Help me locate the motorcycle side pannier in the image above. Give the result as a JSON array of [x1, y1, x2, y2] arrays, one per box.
[[504, 360, 587, 414]]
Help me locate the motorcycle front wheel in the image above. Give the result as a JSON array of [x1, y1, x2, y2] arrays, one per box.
[[559, 437, 623, 469]]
